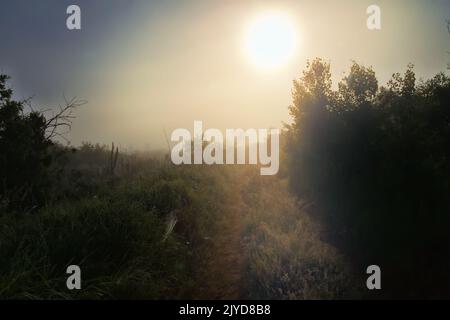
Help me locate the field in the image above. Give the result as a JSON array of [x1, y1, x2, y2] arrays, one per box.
[[0, 144, 360, 299]]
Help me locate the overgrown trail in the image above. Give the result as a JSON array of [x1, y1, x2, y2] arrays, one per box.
[[192, 168, 250, 299], [192, 167, 358, 299]]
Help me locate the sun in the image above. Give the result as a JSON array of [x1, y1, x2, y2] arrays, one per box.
[[244, 11, 297, 69]]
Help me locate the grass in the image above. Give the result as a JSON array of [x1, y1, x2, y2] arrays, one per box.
[[0, 184, 190, 299], [238, 169, 361, 299], [0, 151, 361, 299]]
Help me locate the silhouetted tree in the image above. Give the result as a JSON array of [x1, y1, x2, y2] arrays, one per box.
[[286, 59, 450, 298], [0, 74, 83, 212]]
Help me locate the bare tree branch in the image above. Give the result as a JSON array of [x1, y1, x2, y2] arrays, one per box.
[[44, 97, 87, 141]]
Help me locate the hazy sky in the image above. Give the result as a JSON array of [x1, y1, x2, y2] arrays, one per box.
[[1, 0, 449, 149]]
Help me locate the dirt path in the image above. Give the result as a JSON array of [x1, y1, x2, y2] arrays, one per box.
[[190, 167, 358, 300], [192, 169, 250, 299]]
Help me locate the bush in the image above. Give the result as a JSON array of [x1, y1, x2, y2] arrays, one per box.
[[0, 75, 53, 210], [0, 74, 82, 212]]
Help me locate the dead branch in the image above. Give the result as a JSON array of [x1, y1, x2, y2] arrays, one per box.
[[44, 96, 86, 141]]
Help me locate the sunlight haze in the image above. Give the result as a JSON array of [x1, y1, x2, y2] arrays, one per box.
[[0, 0, 449, 150]]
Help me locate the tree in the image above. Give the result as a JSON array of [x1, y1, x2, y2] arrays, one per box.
[[338, 62, 378, 108], [286, 60, 450, 298], [0, 74, 83, 212]]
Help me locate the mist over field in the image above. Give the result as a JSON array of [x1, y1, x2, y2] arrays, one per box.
[[1, 0, 450, 300]]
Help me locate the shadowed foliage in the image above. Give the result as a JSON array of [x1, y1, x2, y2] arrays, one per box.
[[286, 59, 450, 298], [0, 75, 53, 210]]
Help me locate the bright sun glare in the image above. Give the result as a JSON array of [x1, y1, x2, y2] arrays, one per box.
[[244, 11, 297, 69]]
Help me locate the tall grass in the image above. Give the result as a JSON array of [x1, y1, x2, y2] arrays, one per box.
[[0, 146, 361, 299], [0, 153, 232, 299], [240, 169, 362, 299]]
